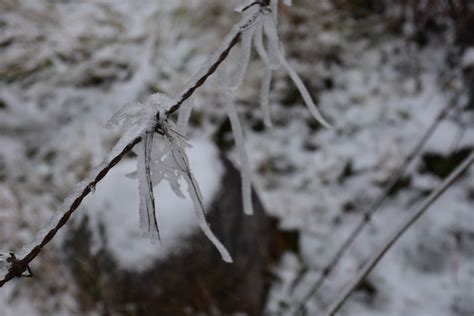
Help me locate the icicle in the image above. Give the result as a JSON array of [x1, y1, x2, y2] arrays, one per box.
[[260, 68, 273, 127], [253, 25, 274, 127], [176, 97, 194, 135], [183, 174, 233, 263], [170, 138, 232, 263], [278, 50, 332, 128], [261, 15, 332, 128], [231, 27, 256, 90], [270, 0, 279, 20], [262, 16, 282, 69], [254, 25, 270, 66], [218, 67, 254, 216], [137, 131, 160, 241]]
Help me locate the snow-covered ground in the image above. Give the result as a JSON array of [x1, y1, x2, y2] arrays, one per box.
[[0, 0, 473, 315]]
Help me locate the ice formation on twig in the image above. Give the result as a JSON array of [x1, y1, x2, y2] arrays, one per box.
[[152, 120, 233, 262], [0, 0, 332, 286], [108, 94, 232, 262]]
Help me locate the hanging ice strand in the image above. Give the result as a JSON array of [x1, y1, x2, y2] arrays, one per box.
[[159, 124, 233, 263], [106, 93, 170, 242], [257, 0, 332, 128], [137, 131, 160, 241], [219, 64, 254, 216]]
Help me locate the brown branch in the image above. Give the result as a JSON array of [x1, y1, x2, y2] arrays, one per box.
[[0, 136, 142, 287], [0, 2, 271, 288], [327, 152, 473, 316], [166, 1, 269, 117], [165, 32, 241, 117], [290, 91, 460, 314]]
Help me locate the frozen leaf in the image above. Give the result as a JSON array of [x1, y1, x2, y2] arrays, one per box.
[[254, 25, 270, 67], [161, 129, 232, 262]]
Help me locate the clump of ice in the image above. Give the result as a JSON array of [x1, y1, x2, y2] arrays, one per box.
[[106, 92, 171, 132], [78, 138, 225, 271]]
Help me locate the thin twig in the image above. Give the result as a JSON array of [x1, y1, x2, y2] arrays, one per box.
[[327, 152, 473, 316], [0, 136, 141, 287], [165, 32, 241, 117], [166, 1, 268, 117], [291, 92, 460, 314], [0, 2, 270, 288]]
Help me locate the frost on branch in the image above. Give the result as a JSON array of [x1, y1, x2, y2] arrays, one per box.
[[0, 1, 332, 283], [146, 121, 232, 262], [107, 94, 232, 262], [231, 0, 331, 128]]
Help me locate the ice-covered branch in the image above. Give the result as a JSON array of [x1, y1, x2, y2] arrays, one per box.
[[326, 152, 473, 316], [0, 1, 270, 287], [1, 0, 329, 287], [0, 132, 142, 287]]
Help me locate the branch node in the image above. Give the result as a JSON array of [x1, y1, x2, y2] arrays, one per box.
[[6, 253, 33, 279]]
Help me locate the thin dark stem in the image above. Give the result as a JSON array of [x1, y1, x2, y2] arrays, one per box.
[[0, 3, 271, 288], [291, 92, 460, 314], [327, 152, 473, 316], [165, 0, 270, 117]]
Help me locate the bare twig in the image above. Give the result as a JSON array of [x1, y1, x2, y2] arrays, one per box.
[[0, 2, 271, 288], [327, 151, 473, 316], [291, 92, 460, 314], [0, 136, 142, 287]]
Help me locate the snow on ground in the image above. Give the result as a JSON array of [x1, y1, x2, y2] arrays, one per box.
[[0, 0, 472, 315]]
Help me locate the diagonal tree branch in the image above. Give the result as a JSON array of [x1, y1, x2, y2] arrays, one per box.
[[291, 91, 461, 314], [0, 1, 271, 288], [327, 151, 473, 316]]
